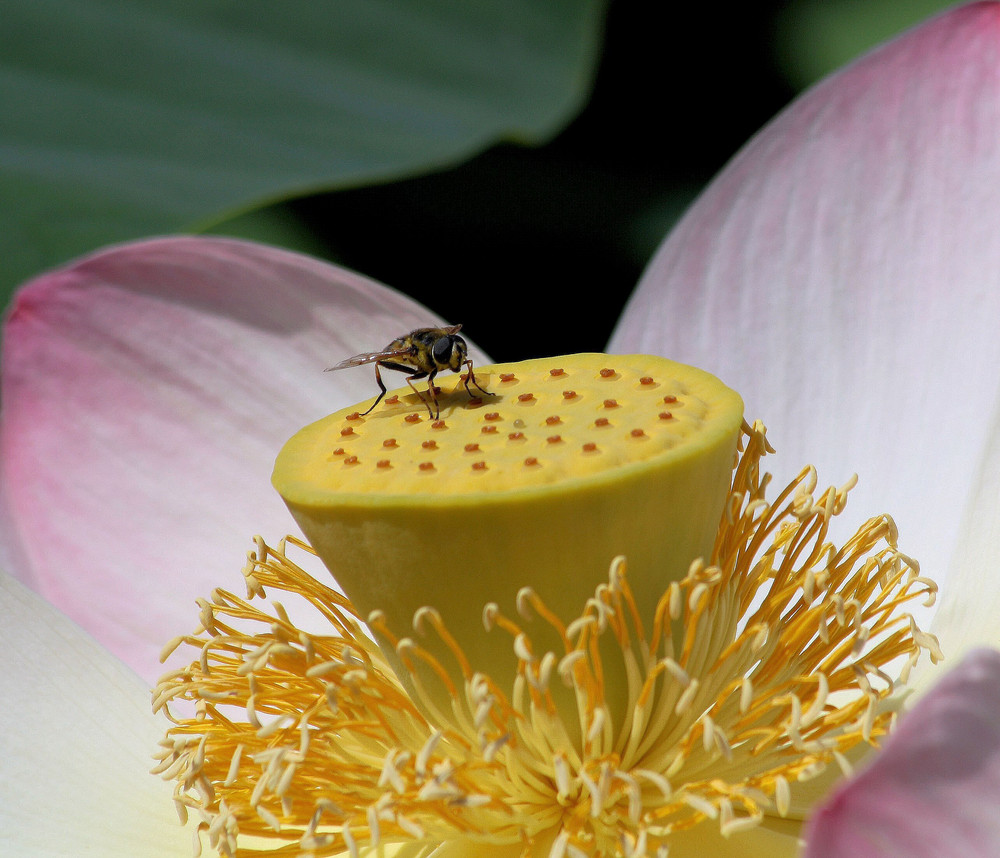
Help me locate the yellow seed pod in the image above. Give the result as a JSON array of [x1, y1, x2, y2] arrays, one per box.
[[273, 353, 743, 713]]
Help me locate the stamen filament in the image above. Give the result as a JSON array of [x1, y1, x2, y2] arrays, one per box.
[[155, 420, 940, 857]]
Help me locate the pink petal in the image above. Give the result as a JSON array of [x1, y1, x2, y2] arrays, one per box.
[[609, 3, 1000, 629], [0, 236, 480, 681], [804, 648, 1000, 857]]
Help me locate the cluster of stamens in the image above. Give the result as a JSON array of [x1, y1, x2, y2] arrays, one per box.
[[154, 420, 942, 858]]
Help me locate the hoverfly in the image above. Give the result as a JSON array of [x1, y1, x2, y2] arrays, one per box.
[[326, 324, 494, 419]]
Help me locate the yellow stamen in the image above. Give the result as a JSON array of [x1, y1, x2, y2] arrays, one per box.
[[154, 356, 941, 857]]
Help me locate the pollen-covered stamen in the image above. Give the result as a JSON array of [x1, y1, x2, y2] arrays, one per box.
[[155, 538, 530, 857], [156, 422, 940, 858]]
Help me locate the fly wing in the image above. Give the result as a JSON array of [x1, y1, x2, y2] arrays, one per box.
[[325, 348, 412, 372]]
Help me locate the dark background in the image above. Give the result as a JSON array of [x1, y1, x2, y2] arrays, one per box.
[[291, 5, 798, 362]]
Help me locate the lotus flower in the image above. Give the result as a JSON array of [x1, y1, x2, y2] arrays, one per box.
[[3, 3, 1000, 855]]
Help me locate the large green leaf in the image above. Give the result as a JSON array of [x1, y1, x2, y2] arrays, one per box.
[[0, 0, 604, 296]]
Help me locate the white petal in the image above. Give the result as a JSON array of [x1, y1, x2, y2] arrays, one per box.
[[932, 400, 1000, 660], [0, 568, 189, 856]]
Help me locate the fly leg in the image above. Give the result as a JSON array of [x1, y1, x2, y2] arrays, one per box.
[[405, 371, 436, 418], [462, 360, 496, 399], [360, 362, 390, 415]]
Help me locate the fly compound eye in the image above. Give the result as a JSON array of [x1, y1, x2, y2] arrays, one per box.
[[432, 335, 453, 365], [450, 338, 469, 371]]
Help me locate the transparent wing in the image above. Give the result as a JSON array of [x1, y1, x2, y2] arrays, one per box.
[[324, 348, 412, 372]]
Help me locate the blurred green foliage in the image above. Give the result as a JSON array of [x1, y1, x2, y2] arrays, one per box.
[[0, 0, 603, 302], [0, 0, 960, 360], [775, 0, 958, 91]]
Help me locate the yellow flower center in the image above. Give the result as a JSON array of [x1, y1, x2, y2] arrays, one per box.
[[153, 355, 942, 858], [272, 354, 742, 727]]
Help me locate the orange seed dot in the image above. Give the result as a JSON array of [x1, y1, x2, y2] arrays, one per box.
[[344, 455, 359, 465], [659, 411, 673, 420], [386, 395, 400, 405], [485, 412, 501, 421], [600, 368, 615, 378], [517, 393, 535, 402], [419, 461, 434, 471], [663, 395, 678, 404], [346, 411, 362, 421], [631, 428, 646, 438], [482, 425, 498, 434], [549, 368, 566, 376], [640, 376, 654, 385], [472, 460, 487, 471], [583, 442, 598, 452], [545, 415, 561, 425], [377, 459, 391, 469], [499, 373, 516, 382], [524, 457, 539, 466], [595, 417, 610, 427], [340, 427, 355, 436], [603, 399, 619, 408], [547, 434, 562, 444], [432, 420, 447, 429], [383, 438, 398, 448], [421, 440, 437, 450], [405, 414, 421, 423], [563, 390, 577, 399], [508, 432, 525, 440], [333, 447, 345, 456], [464, 443, 480, 452]]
